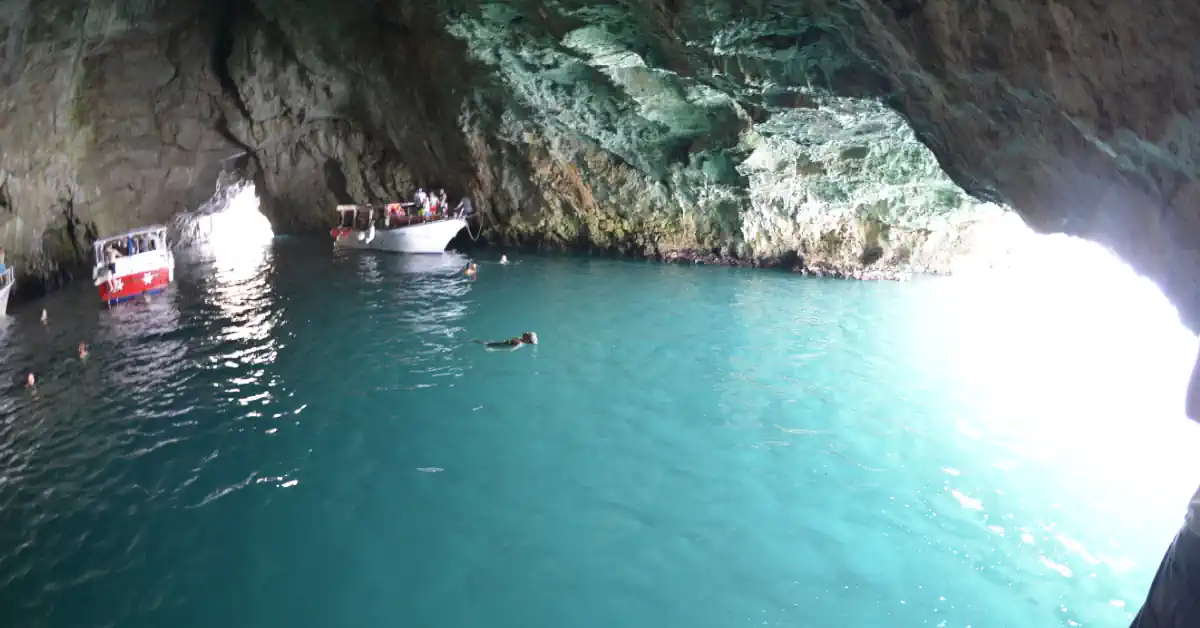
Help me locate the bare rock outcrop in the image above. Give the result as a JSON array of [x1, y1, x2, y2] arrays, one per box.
[[841, 0, 1200, 328], [0, 0, 1022, 291], [0, 1, 241, 289]]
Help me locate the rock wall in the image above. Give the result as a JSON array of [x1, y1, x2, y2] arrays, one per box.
[[0, 1, 241, 291], [0, 0, 1016, 293], [839, 0, 1200, 329], [1, 0, 1199, 335]]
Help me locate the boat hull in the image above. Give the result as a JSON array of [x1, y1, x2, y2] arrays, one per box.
[[0, 280, 10, 316], [334, 219, 467, 253], [97, 267, 172, 304], [94, 252, 175, 305]]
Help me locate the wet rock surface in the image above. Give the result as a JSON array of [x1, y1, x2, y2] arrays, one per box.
[[0, 0, 1197, 335], [0, 0, 1009, 293]]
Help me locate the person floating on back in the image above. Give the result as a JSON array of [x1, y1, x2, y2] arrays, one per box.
[[472, 332, 538, 351]]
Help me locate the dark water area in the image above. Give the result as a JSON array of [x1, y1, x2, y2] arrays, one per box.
[[1, 236, 1198, 628]]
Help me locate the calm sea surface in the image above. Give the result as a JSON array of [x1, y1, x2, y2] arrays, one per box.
[[1, 237, 1198, 628]]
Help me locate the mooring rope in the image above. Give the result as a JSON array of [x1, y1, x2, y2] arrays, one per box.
[[462, 203, 484, 242]]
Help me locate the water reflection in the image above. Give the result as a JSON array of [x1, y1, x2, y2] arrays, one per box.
[[95, 292, 188, 394], [386, 251, 470, 276], [702, 232, 1200, 626], [910, 234, 1200, 625]]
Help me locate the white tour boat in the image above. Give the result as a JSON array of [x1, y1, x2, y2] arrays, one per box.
[[92, 225, 175, 305], [0, 265, 12, 315], [331, 203, 468, 254]]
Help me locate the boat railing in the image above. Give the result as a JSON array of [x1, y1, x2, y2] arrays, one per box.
[[380, 212, 466, 228], [338, 201, 474, 231]]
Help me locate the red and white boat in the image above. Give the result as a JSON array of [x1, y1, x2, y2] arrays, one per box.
[[91, 225, 175, 305]]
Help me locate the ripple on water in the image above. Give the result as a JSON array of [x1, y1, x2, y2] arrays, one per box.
[[0, 247, 1194, 628]]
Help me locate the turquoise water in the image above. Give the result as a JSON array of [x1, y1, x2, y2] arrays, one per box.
[[2, 238, 1199, 628]]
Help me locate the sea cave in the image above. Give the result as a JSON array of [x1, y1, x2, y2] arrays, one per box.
[[1, 1, 1199, 626]]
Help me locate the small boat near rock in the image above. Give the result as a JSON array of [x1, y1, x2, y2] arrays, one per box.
[[92, 225, 175, 306], [331, 202, 470, 254]]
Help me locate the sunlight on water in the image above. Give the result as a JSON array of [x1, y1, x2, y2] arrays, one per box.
[[928, 231, 1200, 605], [4, 229, 1200, 627]]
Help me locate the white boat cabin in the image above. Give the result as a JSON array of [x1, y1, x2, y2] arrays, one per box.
[[94, 225, 168, 264], [92, 225, 172, 283]]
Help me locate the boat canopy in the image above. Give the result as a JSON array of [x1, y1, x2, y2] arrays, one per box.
[[336, 203, 414, 213], [94, 225, 168, 246], [92, 225, 168, 263]]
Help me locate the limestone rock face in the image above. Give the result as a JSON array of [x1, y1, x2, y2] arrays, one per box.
[[0, 1, 241, 288], [1, 0, 1199, 338], [843, 0, 1200, 330], [0, 0, 1010, 291]]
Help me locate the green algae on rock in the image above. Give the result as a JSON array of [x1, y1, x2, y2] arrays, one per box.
[[0, 0, 1018, 292], [1, 0, 1197, 320]]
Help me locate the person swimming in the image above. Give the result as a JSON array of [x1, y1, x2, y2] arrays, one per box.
[[499, 255, 509, 265], [472, 332, 538, 350], [78, 342, 88, 360], [465, 262, 478, 278]]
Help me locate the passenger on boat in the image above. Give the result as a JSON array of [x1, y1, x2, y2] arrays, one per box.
[[0, 245, 6, 273], [104, 243, 123, 271], [472, 332, 538, 350], [427, 188, 441, 215], [438, 188, 448, 212]]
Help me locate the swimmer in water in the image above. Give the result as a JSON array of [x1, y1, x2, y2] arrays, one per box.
[[472, 331, 538, 351], [40, 308, 47, 323], [25, 372, 35, 389], [78, 342, 88, 360], [465, 262, 478, 278], [499, 255, 509, 265]]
